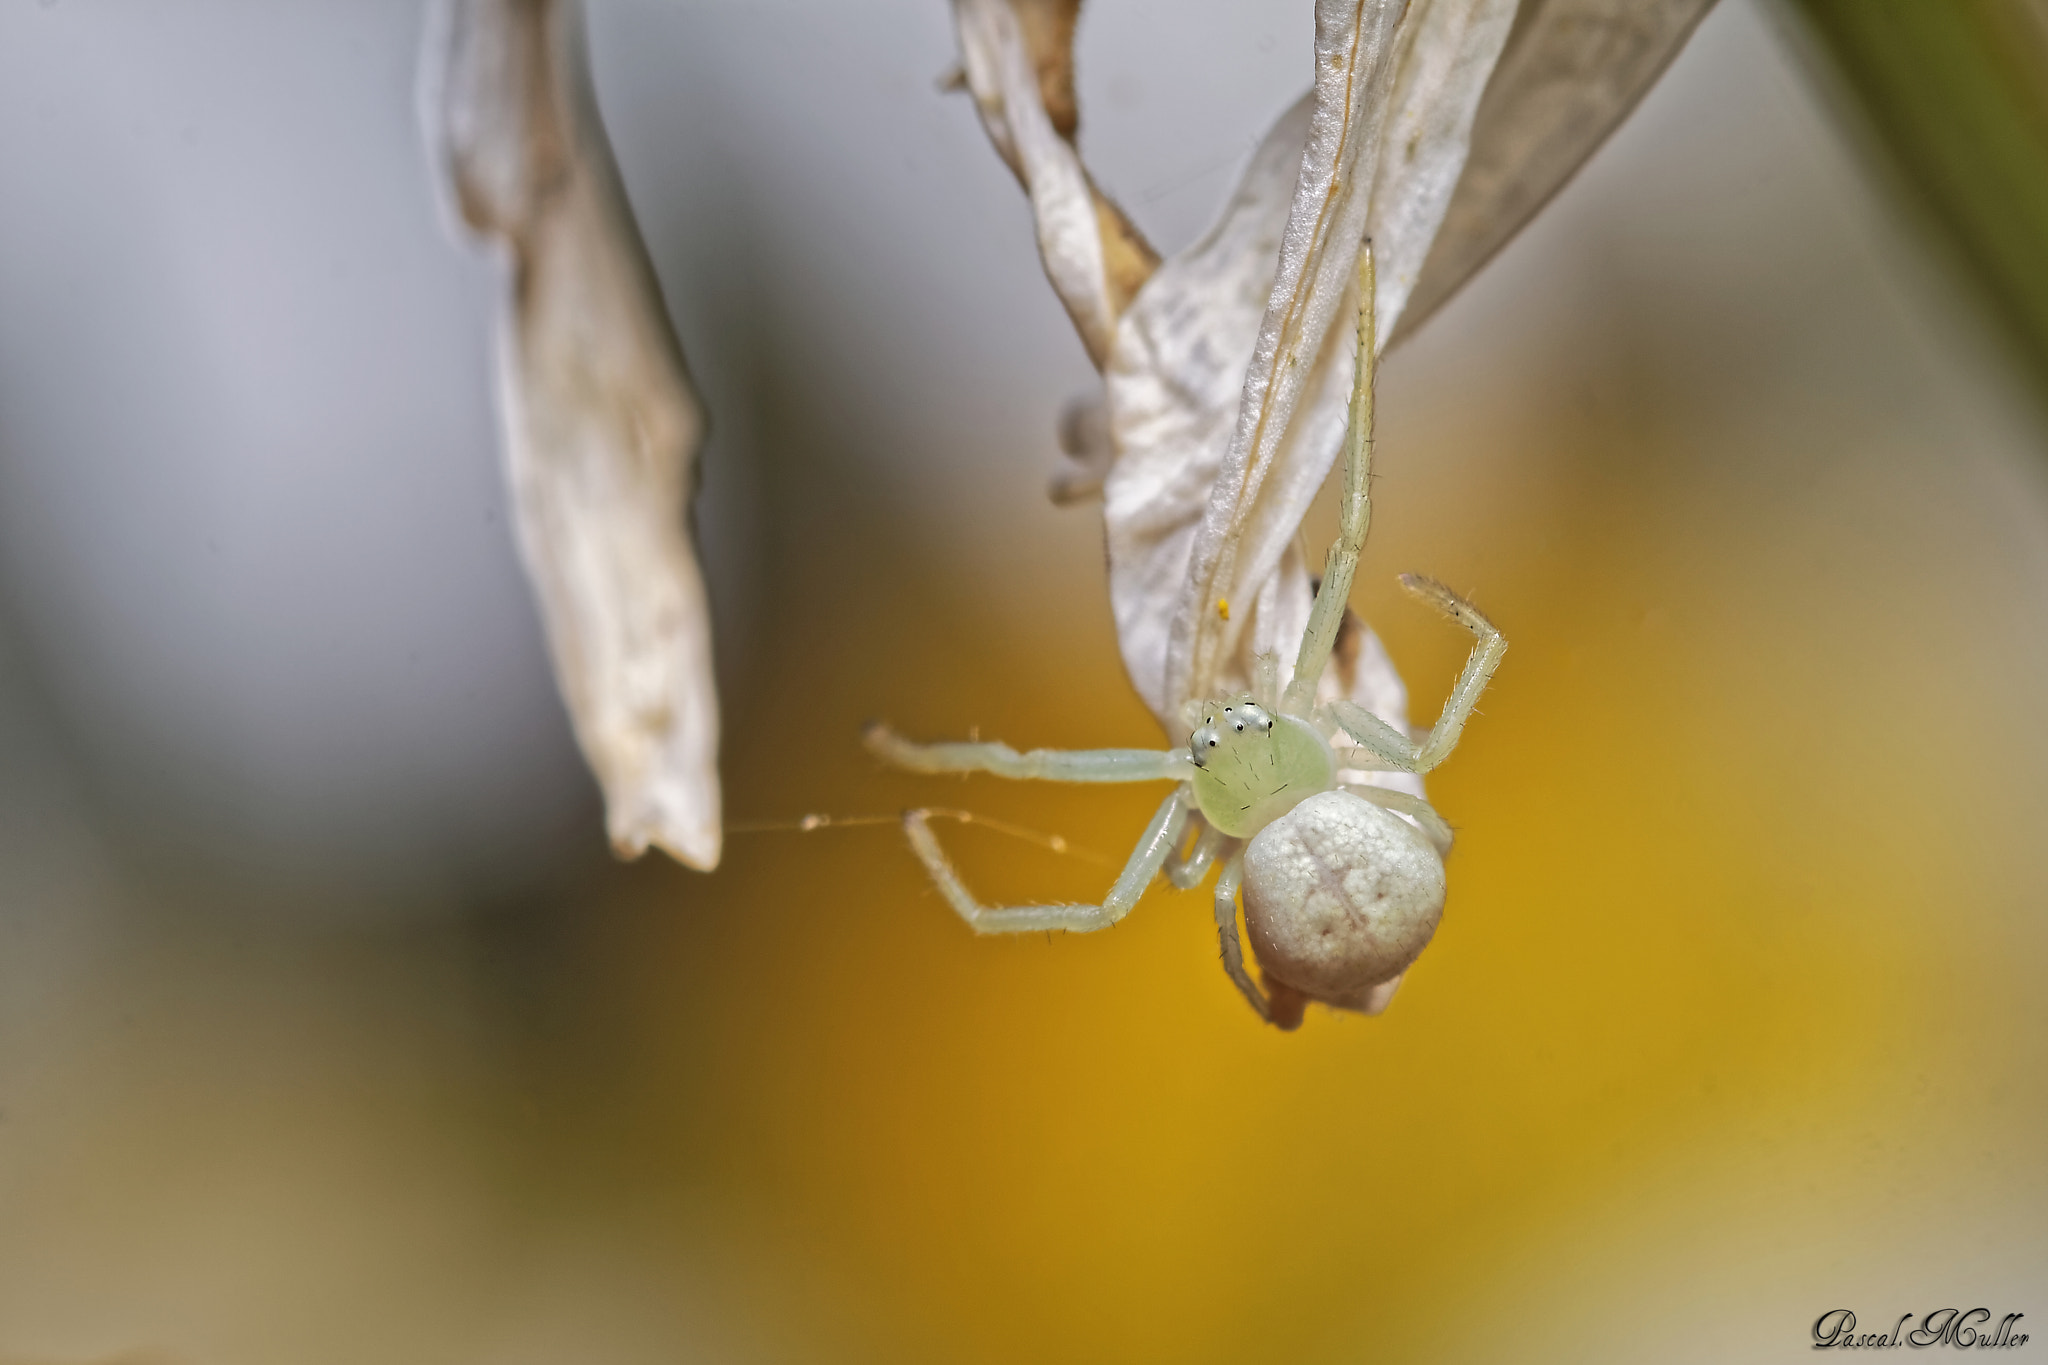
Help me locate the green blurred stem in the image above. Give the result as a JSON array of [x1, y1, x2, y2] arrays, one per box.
[[1784, 0, 2048, 398]]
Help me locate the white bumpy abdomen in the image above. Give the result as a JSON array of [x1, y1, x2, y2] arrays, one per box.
[[1241, 790, 1445, 1010]]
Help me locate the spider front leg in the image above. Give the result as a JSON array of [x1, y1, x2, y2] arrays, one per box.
[[1326, 574, 1507, 774], [1282, 245, 1379, 716], [865, 723, 1193, 783], [902, 788, 1191, 934], [1342, 783, 1455, 855]]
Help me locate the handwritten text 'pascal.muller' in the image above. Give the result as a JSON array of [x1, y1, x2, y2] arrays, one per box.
[[1814, 1309, 2028, 1351]]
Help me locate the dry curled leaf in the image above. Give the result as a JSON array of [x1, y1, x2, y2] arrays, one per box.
[[1393, 0, 1721, 343], [425, 0, 721, 870], [957, 0, 1707, 757], [1162, 0, 1518, 717], [952, 0, 1159, 365], [955, 0, 1517, 774]]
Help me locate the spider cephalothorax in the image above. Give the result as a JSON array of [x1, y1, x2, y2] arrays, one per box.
[[1188, 700, 1330, 838], [865, 249, 1505, 1028]]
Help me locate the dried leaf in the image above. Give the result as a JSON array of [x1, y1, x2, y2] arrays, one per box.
[[1101, 93, 1329, 720], [952, 0, 1523, 767], [1373, 0, 1533, 330], [1165, 0, 1517, 716], [426, 0, 721, 870], [952, 0, 1158, 365], [1391, 0, 1719, 344], [952, 0, 1709, 734]]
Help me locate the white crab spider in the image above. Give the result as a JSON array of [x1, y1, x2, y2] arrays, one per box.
[[866, 250, 1506, 1029]]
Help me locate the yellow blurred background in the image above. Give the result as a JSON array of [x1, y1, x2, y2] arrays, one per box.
[[0, 1, 2042, 1362]]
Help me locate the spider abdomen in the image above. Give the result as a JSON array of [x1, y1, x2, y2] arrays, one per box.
[[1240, 789, 1445, 1005]]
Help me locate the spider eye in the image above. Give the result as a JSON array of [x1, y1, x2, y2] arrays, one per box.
[[1234, 722, 1244, 731], [1208, 739, 1218, 747]]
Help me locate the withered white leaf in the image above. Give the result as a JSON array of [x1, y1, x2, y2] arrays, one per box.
[[1156, 0, 1519, 720], [1393, 0, 1721, 344], [425, 0, 721, 870], [955, 0, 1515, 764], [952, 0, 1158, 367], [956, 0, 1707, 754], [1100, 93, 1329, 721]]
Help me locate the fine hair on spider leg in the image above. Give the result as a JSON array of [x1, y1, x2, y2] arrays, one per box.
[[1252, 652, 1280, 710]]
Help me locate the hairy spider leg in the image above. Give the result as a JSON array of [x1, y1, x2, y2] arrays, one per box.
[[864, 723, 1192, 783], [902, 788, 1190, 934], [1282, 244, 1379, 717], [1324, 574, 1506, 774], [1164, 815, 1232, 890], [1211, 855, 1276, 1026], [1342, 784, 1455, 855]]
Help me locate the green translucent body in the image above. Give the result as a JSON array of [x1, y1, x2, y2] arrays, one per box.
[[1188, 707, 1337, 839]]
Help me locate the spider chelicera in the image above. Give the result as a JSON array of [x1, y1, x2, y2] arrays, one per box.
[[865, 249, 1506, 1029]]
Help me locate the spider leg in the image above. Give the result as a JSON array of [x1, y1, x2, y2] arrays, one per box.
[[866, 723, 1192, 783], [1341, 783, 1455, 856], [901, 788, 1189, 934], [1283, 245, 1377, 715], [1214, 854, 1290, 1027], [1325, 576, 1506, 774], [1164, 814, 1231, 889]]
